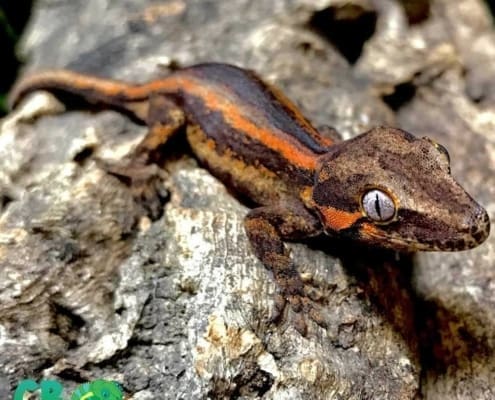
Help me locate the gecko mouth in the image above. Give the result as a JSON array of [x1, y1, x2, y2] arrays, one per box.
[[359, 207, 490, 252]]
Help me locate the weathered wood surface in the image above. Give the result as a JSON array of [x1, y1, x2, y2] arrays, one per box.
[[1, 0, 494, 398]]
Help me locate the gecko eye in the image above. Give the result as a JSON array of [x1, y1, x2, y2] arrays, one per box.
[[361, 189, 396, 223]]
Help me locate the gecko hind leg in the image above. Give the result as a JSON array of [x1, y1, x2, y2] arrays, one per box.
[[100, 95, 185, 219], [244, 203, 326, 336]]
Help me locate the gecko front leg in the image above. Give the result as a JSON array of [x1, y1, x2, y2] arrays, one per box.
[[244, 202, 326, 335]]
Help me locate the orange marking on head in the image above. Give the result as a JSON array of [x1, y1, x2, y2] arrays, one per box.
[[320, 207, 362, 231], [360, 223, 380, 236]]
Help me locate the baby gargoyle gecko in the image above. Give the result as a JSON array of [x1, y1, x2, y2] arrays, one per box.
[[9, 63, 490, 334]]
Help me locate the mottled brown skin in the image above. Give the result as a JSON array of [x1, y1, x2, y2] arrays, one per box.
[[9, 63, 490, 335]]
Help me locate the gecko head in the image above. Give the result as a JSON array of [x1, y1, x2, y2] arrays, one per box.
[[312, 127, 490, 252]]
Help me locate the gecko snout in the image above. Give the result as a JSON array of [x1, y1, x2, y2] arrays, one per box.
[[464, 205, 490, 247], [447, 202, 491, 251]]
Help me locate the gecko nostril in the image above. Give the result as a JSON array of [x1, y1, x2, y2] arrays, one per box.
[[467, 206, 489, 226], [466, 206, 490, 244]]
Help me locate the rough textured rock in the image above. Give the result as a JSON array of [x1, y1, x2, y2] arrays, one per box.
[[0, 0, 494, 399]]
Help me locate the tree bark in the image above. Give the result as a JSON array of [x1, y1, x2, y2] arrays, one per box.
[[1, 0, 494, 398]]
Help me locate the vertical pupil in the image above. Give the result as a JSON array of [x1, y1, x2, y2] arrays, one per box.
[[374, 193, 382, 219]]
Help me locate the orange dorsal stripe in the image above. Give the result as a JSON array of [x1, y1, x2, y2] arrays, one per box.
[[134, 77, 319, 171]]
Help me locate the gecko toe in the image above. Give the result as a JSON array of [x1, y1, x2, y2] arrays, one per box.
[[308, 305, 327, 329], [271, 293, 287, 324], [271, 291, 327, 336], [292, 313, 308, 336], [300, 295, 328, 330]]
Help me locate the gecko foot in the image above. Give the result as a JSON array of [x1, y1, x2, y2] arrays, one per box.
[[272, 290, 327, 336], [97, 158, 169, 220]]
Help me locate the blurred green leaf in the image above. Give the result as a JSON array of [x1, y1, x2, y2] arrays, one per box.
[[0, 7, 17, 41], [0, 95, 6, 113]]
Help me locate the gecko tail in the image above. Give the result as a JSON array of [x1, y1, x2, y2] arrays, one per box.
[[8, 69, 152, 122]]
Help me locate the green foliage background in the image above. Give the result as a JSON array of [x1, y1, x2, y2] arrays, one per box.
[[0, 0, 34, 115]]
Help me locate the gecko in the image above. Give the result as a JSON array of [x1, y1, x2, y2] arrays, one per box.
[[9, 63, 490, 334]]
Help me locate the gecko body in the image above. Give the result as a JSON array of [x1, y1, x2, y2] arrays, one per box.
[[10, 63, 490, 334]]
